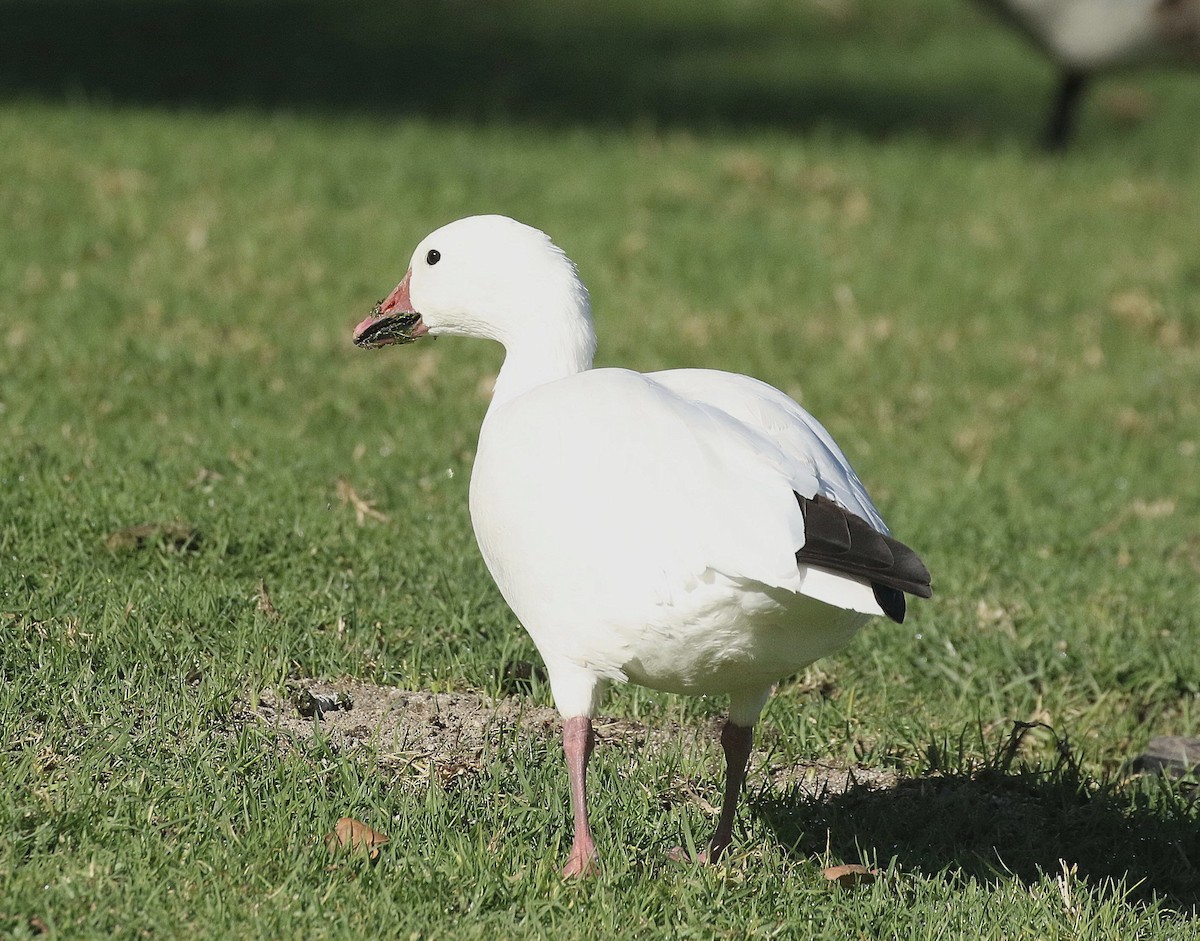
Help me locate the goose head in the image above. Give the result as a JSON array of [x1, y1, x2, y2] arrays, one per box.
[[354, 215, 598, 408], [354, 214, 594, 352]]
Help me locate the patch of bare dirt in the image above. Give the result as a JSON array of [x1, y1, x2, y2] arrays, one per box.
[[763, 760, 897, 795], [249, 680, 693, 778], [246, 679, 897, 795]]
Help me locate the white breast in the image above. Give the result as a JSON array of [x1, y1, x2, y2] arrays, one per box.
[[469, 367, 877, 716]]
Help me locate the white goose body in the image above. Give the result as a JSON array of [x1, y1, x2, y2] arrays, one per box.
[[471, 365, 875, 722], [353, 215, 931, 875]]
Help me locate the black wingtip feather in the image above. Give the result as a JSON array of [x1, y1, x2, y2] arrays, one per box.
[[794, 493, 932, 615], [872, 584, 906, 624]]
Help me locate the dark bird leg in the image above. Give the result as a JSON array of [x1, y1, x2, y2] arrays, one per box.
[[671, 719, 755, 864], [1044, 69, 1088, 151], [705, 720, 754, 862], [561, 716, 599, 878]]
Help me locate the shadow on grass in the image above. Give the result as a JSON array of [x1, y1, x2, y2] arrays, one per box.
[[755, 725, 1200, 912], [0, 0, 1040, 140]]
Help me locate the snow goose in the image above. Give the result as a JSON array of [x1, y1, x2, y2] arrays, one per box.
[[973, 0, 1200, 147], [353, 215, 932, 877]]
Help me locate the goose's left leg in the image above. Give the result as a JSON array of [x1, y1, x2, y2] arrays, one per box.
[[671, 687, 767, 864], [668, 718, 756, 864], [703, 719, 754, 863]]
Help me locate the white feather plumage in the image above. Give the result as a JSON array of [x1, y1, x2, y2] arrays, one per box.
[[354, 214, 930, 873]]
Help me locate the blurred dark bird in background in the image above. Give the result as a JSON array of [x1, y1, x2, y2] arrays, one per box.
[[974, 0, 1200, 148]]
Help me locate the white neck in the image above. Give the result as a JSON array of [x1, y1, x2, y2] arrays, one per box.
[[487, 313, 597, 413]]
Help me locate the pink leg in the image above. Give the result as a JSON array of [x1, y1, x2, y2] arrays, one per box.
[[670, 719, 754, 864], [561, 716, 599, 878]]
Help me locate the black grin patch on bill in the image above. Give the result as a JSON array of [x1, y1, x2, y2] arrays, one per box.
[[355, 305, 424, 348]]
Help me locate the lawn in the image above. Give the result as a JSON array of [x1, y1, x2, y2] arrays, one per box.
[[1, 0, 1198, 937]]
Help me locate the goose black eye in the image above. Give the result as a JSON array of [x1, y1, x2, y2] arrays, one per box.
[[426, 249, 441, 266]]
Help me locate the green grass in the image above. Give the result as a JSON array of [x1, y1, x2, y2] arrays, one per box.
[[2, 0, 1200, 936]]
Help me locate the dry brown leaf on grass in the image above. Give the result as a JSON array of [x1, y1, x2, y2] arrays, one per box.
[[185, 467, 224, 490], [324, 817, 390, 861], [822, 863, 878, 888], [256, 580, 280, 621], [104, 521, 201, 553], [1099, 86, 1153, 124], [1089, 497, 1176, 541], [658, 778, 720, 815], [336, 477, 389, 525]]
